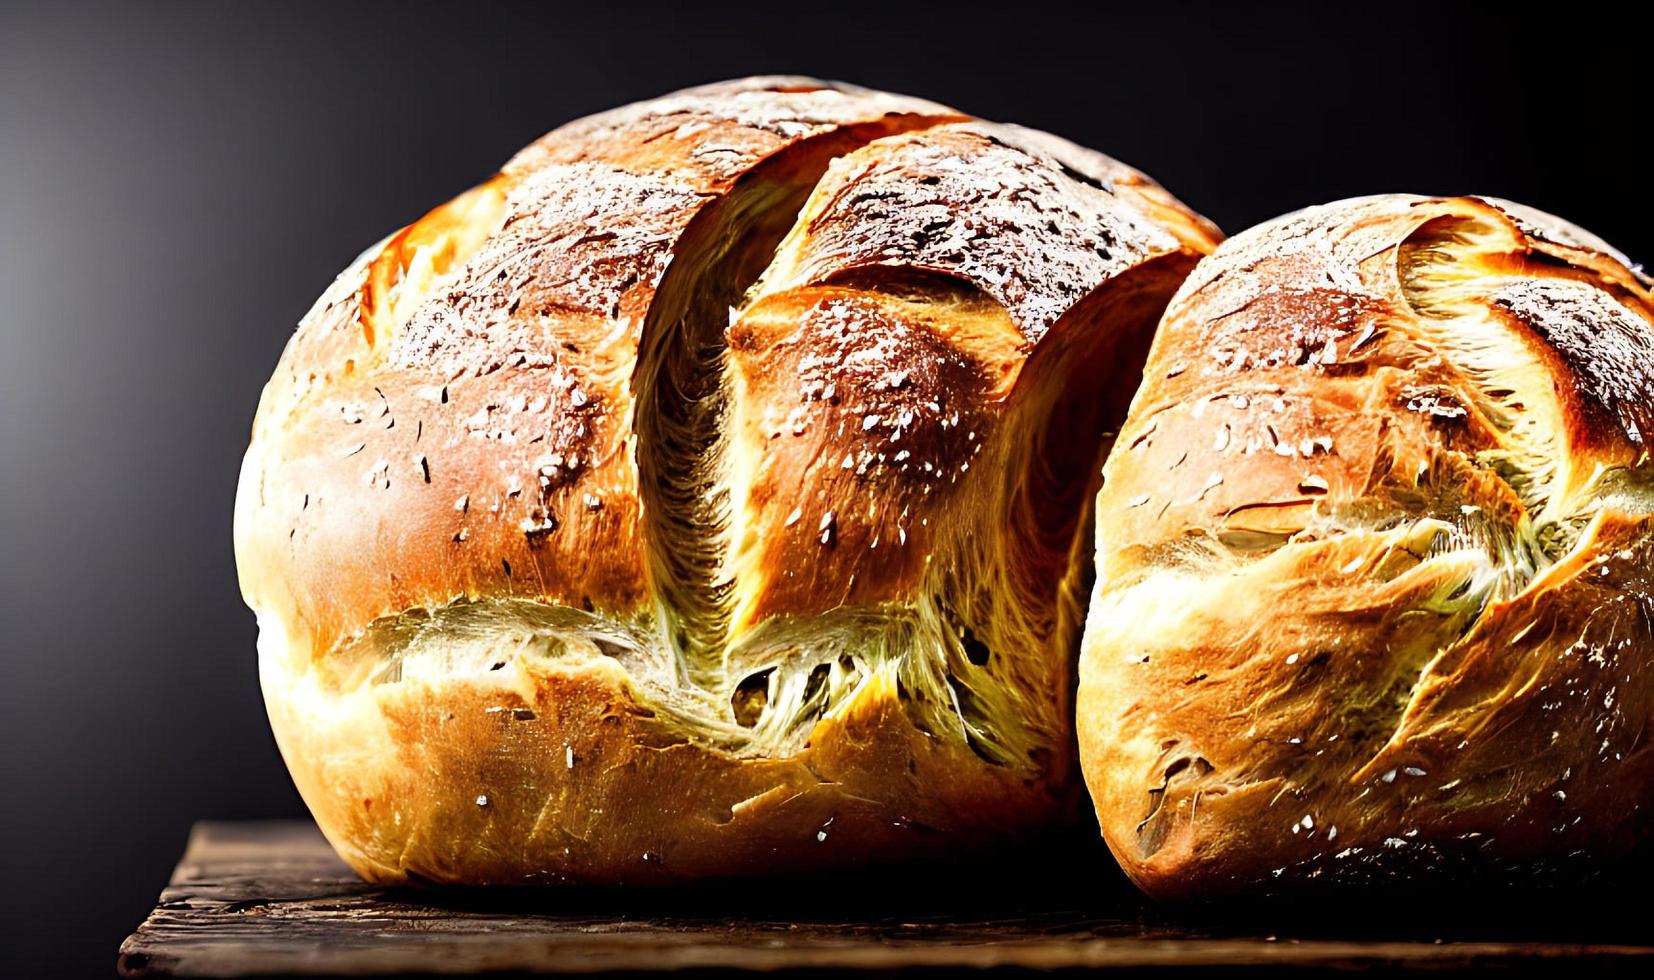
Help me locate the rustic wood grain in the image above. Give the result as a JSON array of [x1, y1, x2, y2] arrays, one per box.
[[118, 821, 1654, 976]]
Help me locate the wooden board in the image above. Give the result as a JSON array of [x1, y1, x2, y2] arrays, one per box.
[[119, 821, 1654, 976]]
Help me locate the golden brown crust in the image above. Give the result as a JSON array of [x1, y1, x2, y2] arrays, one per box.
[[1080, 194, 1654, 900], [724, 122, 1216, 624], [236, 78, 1217, 884], [756, 123, 1211, 344], [236, 79, 963, 659], [725, 285, 1008, 618]]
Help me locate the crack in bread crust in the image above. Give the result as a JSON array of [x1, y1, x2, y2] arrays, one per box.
[[234, 78, 1217, 884], [630, 115, 954, 689]]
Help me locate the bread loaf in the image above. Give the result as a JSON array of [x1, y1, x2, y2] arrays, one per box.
[[1080, 194, 1654, 898], [234, 77, 1218, 884]]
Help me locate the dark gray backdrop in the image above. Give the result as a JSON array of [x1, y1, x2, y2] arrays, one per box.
[[2, 1, 1647, 974]]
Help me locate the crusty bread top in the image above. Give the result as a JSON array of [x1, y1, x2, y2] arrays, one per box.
[[1099, 195, 1654, 567], [237, 79, 948, 656], [234, 76, 1217, 675]]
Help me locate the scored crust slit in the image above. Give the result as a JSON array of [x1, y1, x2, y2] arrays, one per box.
[[234, 78, 1218, 885], [1080, 194, 1654, 900]]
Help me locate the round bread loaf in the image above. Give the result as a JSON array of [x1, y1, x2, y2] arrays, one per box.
[[1080, 194, 1654, 899], [234, 77, 1218, 884]]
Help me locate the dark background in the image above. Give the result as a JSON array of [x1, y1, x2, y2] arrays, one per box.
[[1, 1, 1647, 974]]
